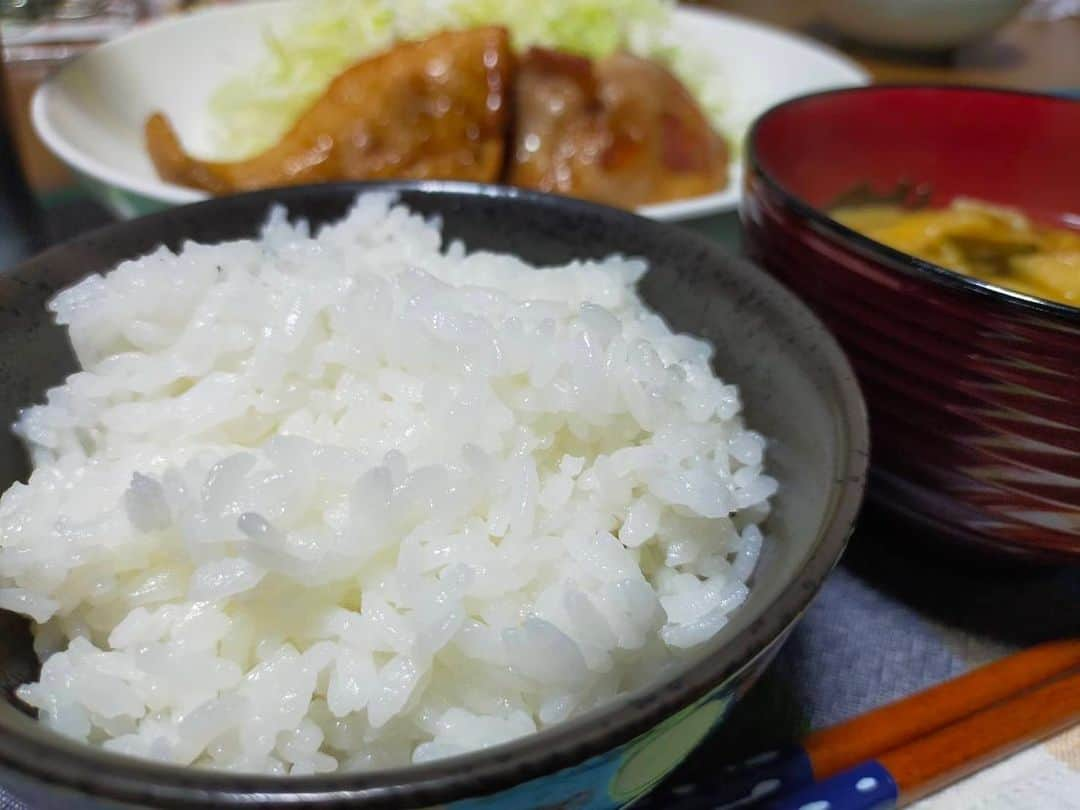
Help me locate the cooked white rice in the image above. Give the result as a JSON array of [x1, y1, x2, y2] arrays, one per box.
[[0, 193, 775, 774]]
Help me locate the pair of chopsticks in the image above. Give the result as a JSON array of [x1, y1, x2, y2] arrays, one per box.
[[666, 639, 1080, 810]]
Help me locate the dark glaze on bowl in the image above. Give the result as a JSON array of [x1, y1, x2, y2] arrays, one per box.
[[0, 182, 867, 808], [742, 86, 1080, 562]]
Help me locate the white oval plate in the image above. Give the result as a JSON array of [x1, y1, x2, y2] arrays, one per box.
[[33, 1, 868, 220]]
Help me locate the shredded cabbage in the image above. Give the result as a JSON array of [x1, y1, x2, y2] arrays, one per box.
[[208, 0, 396, 159], [447, 0, 669, 59], [208, 0, 727, 160]]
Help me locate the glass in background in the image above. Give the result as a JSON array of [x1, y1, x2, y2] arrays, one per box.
[[0, 53, 45, 267], [0, 0, 239, 196], [0, 1, 108, 21], [1023, 0, 1080, 19], [0, 0, 139, 193]]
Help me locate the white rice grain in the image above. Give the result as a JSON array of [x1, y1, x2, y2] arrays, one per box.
[[0, 193, 775, 773]]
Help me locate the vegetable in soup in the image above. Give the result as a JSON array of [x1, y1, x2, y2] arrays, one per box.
[[832, 197, 1080, 307]]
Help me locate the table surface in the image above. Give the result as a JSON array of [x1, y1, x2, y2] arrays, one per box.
[[1, 3, 1079, 808]]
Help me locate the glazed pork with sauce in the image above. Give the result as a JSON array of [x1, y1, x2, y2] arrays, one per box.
[[507, 48, 728, 207], [146, 27, 729, 207], [146, 27, 513, 193]]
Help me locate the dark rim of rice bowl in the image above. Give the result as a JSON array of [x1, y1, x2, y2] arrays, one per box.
[[0, 181, 869, 807]]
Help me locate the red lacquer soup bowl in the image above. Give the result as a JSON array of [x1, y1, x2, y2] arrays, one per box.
[[741, 86, 1080, 561]]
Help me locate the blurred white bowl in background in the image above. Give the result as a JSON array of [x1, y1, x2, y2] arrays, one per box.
[[821, 0, 1029, 51]]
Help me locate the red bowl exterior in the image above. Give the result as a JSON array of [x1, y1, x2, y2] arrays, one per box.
[[742, 86, 1080, 561]]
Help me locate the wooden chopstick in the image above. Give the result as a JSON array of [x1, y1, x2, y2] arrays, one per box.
[[803, 638, 1080, 779], [764, 667, 1080, 809], [650, 640, 1080, 810], [882, 668, 1080, 805]]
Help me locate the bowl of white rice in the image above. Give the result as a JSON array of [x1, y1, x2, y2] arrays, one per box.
[[0, 182, 867, 809]]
